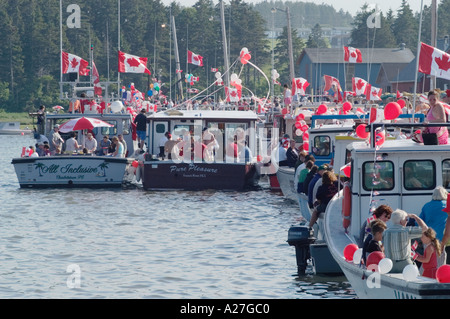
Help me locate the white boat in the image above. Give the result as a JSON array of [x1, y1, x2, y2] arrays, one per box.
[[325, 122, 450, 299], [11, 112, 138, 188], [0, 122, 32, 135], [140, 109, 262, 190]]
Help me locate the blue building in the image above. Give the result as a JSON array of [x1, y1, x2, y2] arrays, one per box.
[[297, 46, 415, 94]]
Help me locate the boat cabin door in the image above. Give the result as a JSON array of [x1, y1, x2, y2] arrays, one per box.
[[151, 121, 170, 155]]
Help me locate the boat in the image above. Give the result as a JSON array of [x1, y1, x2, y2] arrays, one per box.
[[0, 122, 32, 135], [140, 109, 261, 190], [324, 121, 450, 298], [11, 112, 138, 188]]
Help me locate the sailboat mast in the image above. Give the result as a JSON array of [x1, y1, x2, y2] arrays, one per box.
[[413, 0, 425, 116], [172, 16, 184, 101], [430, 0, 437, 90], [220, 0, 230, 88], [118, 0, 121, 94]]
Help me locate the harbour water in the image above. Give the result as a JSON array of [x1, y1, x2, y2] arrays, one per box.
[[0, 134, 355, 299]]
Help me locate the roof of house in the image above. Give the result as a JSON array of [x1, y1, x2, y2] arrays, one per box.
[[298, 47, 415, 65]]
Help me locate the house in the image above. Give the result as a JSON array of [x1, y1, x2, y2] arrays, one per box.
[[296, 46, 415, 94]]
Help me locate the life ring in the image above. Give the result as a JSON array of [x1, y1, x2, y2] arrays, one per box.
[[342, 183, 352, 230], [135, 163, 142, 182]]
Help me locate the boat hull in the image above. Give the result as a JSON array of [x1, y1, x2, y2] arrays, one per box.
[[11, 156, 132, 188], [276, 166, 297, 201], [142, 161, 257, 190]]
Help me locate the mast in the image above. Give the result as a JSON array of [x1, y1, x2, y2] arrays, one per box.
[[430, 0, 438, 90], [60, 0, 63, 99], [413, 0, 425, 116], [172, 16, 184, 101], [118, 0, 121, 94], [220, 0, 230, 88]]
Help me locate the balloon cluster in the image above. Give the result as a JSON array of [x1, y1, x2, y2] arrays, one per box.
[[271, 69, 280, 84], [214, 72, 224, 86], [230, 73, 242, 91], [240, 47, 251, 64], [294, 113, 309, 151], [185, 74, 198, 86]]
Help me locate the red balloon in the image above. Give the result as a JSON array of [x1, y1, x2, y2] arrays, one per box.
[[356, 124, 369, 139], [132, 160, 139, 168], [317, 104, 327, 115], [343, 244, 358, 262], [343, 101, 352, 112], [397, 99, 406, 108], [296, 113, 305, 121], [384, 102, 402, 120], [437, 265, 450, 283], [375, 130, 385, 146], [295, 121, 302, 129], [300, 125, 309, 133], [302, 132, 309, 140], [302, 141, 309, 152], [281, 108, 288, 115], [343, 165, 351, 177], [366, 251, 385, 270]]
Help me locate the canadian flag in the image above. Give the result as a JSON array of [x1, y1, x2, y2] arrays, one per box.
[[188, 50, 204, 67], [225, 86, 241, 102], [396, 90, 403, 99], [352, 77, 369, 96], [365, 84, 382, 101], [211, 68, 218, 72], [419, 42, 450, 80], [292, 77, 309, 96], [92, 62, 102, 96], [344, 46, 362, 63], [62, 51, 89, 76], [323, 75, 343, 102], [118, 51, 151, 75]]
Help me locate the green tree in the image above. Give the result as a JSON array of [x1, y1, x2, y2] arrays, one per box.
[[275, 27, 305, 86], [392, 0, 418, 52], [306, 23, 329, 48]]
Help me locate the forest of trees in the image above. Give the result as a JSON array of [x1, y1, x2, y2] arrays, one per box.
[[0, 0, 448, 112]]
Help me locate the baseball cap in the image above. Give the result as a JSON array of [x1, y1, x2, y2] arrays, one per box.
[[318, 164, 329, 171]]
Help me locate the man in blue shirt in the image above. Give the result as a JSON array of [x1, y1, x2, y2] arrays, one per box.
[[308, 164, 328, 208]]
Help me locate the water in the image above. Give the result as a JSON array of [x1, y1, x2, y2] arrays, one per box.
[[0, 135, 355, 299]]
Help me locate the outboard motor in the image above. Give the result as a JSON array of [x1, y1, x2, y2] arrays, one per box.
[[287, 224, 316, 275]]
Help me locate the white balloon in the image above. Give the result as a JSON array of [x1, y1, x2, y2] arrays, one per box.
[[231, 73, 238, 82], [378, 258, 393, 274], [352, 248, 363, 264], [402, 264, 419, 281], [215, 72, 222, 79], [110, 101, 124, 113], [295, 129, 302, 136]]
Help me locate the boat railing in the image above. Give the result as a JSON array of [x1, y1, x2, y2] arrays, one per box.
[[310, 113, 425, 129]]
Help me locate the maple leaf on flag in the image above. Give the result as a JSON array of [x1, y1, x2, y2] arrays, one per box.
[[357, 79, 366, 91], [70, 58, 79, 69], [127, 58, 142, 68], [435, 55, 450, 71]]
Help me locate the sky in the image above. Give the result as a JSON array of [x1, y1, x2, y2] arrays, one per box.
[[162, 0, 433, 16]]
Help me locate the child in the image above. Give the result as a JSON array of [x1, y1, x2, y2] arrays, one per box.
[[365, 219, 387, 259], [416, 228, 441, 279]]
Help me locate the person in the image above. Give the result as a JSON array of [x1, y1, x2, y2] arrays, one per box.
[[65, 132, 81, 153], [28, 146, 39, 157], [303, 165, 318, 196], [164, 133, 179, 160], [307, 164, 329, 208], [159, 132, 169, 159], [365, 219, 387, 259], [277, 137, 289, 167], [283, 84, 292, 108], [440, 195, 450, 264], [297, 160, 314, 193], [85, 133, 98, 154], [133, 108, 147, 149], [111, 136, 124, 157], [69, 97, 81, 113], [383, 210, 428, 273], [226, 136, 239, 162], [417, 90, 448, 145], [308, 170, 339, 228], [294, 153, 314, 191], [36, 105, 45, 135], [98, 135, 111, 156], [202, 129, 219, 162], [416, 228, 441, 279], [285, 139, 299, 168], [36, 142, 45, 156], [359, 204, 393, 249], [193, 136, 207, 161], [50, 124, 64, 155], [79, 93, 88, 114], [244, 141, 253, 163], [118, 134, 127, 157], [418, 186, 448, 242], [43, 144, 51, 156]]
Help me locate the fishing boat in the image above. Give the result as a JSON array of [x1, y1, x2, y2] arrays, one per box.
[[0, 122, 32, 135], [11, 112, 138, 188], [324, 122, 450, 298], [140, 109, 261, 190]]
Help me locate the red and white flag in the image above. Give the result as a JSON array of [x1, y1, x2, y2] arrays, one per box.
[[92, 62, 102, 96], [118, 51, 151, 75], [62, 51, 89, 76], [211, 68, 218, 72], [188, 50, 204, 67], [292, 77, 309, 96], [366, 215, 376, 225], [352, 77, 369, 96], [225, 86, 241, 102], [323, 75, 343, 102], [365, 84, 382, 101], [344, 46, 363, 63], [411, 240, 418, 251], [396, 90, 403, 99], [419, 42, 450, 80]]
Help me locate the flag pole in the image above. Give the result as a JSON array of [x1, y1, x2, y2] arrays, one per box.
[[118, 0, 121, 96], [413, 0, 424, 118], [60, 0, 63, 99]]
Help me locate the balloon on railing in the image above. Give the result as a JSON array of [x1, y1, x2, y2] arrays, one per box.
[[378, 258, 393, 274], [436, 264, 450, 283], [402, 264, 419, 281], [356, 124, 369, 139], [317, 104, 328, 115], [343, 244, 358, 262], [384, 102, 402, 120], [366, 251, 385, 271]]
